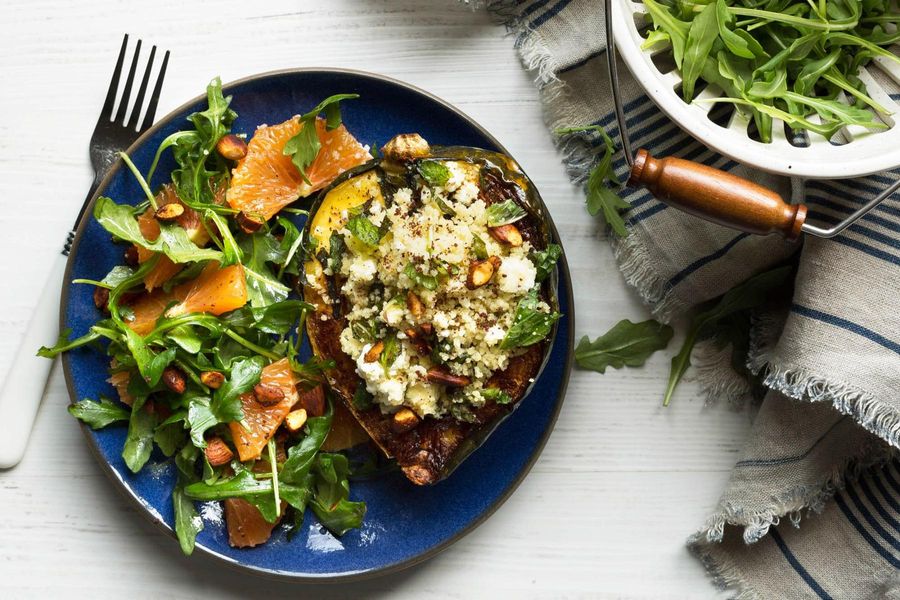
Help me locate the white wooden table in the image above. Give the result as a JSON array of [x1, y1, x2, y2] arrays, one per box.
[[0, 1, 749, 597]]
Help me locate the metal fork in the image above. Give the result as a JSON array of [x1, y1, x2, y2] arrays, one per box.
[[0, 35, 170, 469]]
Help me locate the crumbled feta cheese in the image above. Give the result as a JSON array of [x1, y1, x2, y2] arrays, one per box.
[[497, 255, 537, 294]]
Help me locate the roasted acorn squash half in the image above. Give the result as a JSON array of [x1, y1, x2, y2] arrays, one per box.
[[300, 134, 560, 485]]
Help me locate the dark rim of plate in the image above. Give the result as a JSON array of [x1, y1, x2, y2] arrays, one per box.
[[59, 67, 575, 584]]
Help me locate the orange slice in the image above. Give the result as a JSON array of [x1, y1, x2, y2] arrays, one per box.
[[226, 117, 371, 223], [229, 358, 299, 461], [124, 262, 248, 334], [135, 185, 210, 291]]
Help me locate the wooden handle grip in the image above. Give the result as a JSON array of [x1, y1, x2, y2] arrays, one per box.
[[628, 149, 806, 240]]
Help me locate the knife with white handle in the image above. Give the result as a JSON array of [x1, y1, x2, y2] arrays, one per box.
[[0, 237, 71, 469]]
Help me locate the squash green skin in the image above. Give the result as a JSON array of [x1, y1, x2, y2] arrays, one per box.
[[300, 147, 559, 485]]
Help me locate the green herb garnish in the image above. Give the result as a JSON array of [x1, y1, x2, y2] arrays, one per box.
[[417, 160, 451, 187], [485, 199, 527, 227], [530, 243, 562, 283], [500, 287, 562, 349]]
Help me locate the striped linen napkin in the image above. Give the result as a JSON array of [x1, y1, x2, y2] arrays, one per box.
[[482, 0, 900, 597]]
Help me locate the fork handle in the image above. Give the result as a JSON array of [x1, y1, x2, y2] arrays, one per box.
[[0, 251, 69, 469], [629, 149, 807, 240]]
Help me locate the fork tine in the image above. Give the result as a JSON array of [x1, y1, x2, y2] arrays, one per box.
[[114, 39, 141, 124], [141, 49, 169, 132], [100, 35, 129, 121], [127, 45, 156, 131]]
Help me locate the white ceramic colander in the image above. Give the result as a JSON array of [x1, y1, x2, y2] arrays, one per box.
[[610, 0, 900, 179]]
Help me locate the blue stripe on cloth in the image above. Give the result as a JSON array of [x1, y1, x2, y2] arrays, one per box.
[[808, 178, 888, 198], [735, 418, 845, 468], [520, 0, 552, 18], [667, 233, 750, 288], [884, 465, 900, 497], [872, 472, 900, 516], [831, 236, 900, 268], [858, 477, 900, 535], [558, 48, 606, 74], [807, 198, 900, 233], [791, 305, 900, 355], [835, 492, 900, 568], [527, 0, 573, 29], [806, 212, 900, 250], [769, 528, 833, 600]]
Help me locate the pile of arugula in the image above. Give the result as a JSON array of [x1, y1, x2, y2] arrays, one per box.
[[643, 0, 899, 141], [41, 78, 366, 554]]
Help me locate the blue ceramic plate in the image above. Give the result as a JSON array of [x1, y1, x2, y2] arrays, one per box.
[[61, 69, 573, 581]]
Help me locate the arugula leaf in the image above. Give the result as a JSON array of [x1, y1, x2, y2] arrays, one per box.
[[225, 300, 313, 336], [642, 0, 690, 68], [530, 243, 562, 283], [153, 420, 185, 457], [122, 396, 157, 473], [94, 196, 222, 264], [663, 265, 792, 406], [716, 0, 754, 59], [500, 288, 561, 349], [309, 453, 366, 536], [283, 94, 359, 184], [557, 125, 628, 237], [240, 231, 291, 308], [485, 200, 527, 227], [38, 322, 121, 358], [173, 444, 203, 555], [417, 160, 451, 187], [345, 213, 384, 247], [281, 402, 333, 485], [212, 355, 265, 423], [575, 319, 673, 373], [681, 1, 720, 102], [68, 396, 130, 429], [186, 397, 218, 447]]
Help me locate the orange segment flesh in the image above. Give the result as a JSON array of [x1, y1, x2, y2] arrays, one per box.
[[229, 358, 299, 461], [135, 185, 210, 291], [224, 498, 283, 548], [226, 117, 371, 222], [124, 262, 248, 334], [166, 262, 248, 319]]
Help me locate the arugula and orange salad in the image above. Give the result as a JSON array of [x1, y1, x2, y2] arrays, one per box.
[[41, 78, 374, 553]]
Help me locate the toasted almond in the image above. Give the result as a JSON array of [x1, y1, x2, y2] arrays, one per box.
[[236, 211, 263, 234], [466, 258, 497, 289], [488, 223, 523, 247], [216, 134, 249, 161], [155, 202, 185, 221], [93, 286, 110, 312], [364, 340, 385, 363], [285, 408, 308, 433], [205, 436, 234, 466], [406, 290, 424, 319], [162, 366, 186, 394], [383, 133, 430, 161], [123, 245, 139, 266], [200, 371, 225, 389], [425, 366, 471, 387], [391, 408, 420, 434], [254, 382, 285, 406]]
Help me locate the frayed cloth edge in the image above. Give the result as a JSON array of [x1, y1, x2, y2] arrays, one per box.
[[689, 445, 892, 547], [689, 543, 765, 600], [748, 357, 900, 450]]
